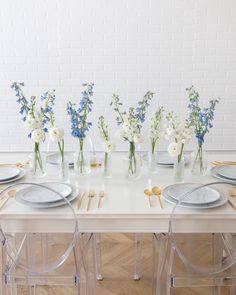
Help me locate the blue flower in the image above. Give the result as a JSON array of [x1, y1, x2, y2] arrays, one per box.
[[67, 83, 94, 139]]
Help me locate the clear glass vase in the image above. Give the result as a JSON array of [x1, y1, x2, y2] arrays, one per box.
[[126, 142, 141, 180], [191, 144, 208, 176], [148, 151, 158, 174], [174, 157, 185, 183], [103, 152, 112, 178], [58, 158, 69, 182], [29, 143, 47, 178], [74, 137, 91, 176]]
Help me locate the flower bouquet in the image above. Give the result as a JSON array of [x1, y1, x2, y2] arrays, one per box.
[[187, 86, 220, 176], [165, 111, 192, 182], [98, 116, 115, 177], [67, 83, 94, 175], [11, 82, 55, 177], [111, 91, 154, 179]]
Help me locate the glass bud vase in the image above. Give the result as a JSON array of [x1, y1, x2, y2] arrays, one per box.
[[104, 152, 112, 178], [126, 142, 141, 180], [29, 143, 47, 178], [174, 157, 185, 183], [148, 151, 158, 174], [74, 137, 91, 176], [58, 158, 69, 182], [191, 144, 208, 176]]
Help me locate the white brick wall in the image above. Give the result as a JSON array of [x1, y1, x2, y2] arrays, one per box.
[[0, 0, 236, 152]]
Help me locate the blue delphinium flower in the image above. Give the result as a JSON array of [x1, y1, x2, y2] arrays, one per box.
[[67, 83, 94, 139], [11, 82, 30, 121], [187, 86, 220, 146]]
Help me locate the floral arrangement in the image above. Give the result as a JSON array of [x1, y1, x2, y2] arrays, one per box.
[[110, 91, 154, 176], [187, 86, 220, 173], [98, 116, 115, 175], [67, 83, 94, 174], [11, 82, 55, 175], [149, 106, 165, 155], [165, 111, 192, 163]]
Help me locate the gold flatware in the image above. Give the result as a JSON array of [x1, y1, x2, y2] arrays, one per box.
[[86, 190, 95, 211], [152, 186, 163, 209], [228, 200, 236, 210], [0, 189, 16, 210], [229, 187, 236, 198], [77, 191, 86, 209], [0, 161, 29, 168], [97, 191, 105, 208], [144, 189, 152, 208], [211, 161, 236, 166]]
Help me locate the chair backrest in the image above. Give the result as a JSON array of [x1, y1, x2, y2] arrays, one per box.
[[169, 181, 236, 276], [0, 182, 79, 275]]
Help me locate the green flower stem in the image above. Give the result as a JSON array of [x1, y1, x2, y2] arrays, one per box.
[[104, 152, 108, 174], [177, 143, 184, 163], [129, 142, 136, 175], [58, 139, 65, 163], [151, 138, 157, 155], [34, 142, 44, 174], [198, 144, 203, 172], [79, 138, 84, 174]]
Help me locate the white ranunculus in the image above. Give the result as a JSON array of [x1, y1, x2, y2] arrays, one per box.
[[167, 142, 182, 157], [24, 116, 41, 131], [49, 127, 64, 143], [104, 141, 115, 154], [32, 129, 45, 143], [133, 134, 144, 144]]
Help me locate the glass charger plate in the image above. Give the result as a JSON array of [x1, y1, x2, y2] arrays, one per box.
[[211, 167, 236, 183], [17, 182, 73, 204], [167, 183, 220, 205]]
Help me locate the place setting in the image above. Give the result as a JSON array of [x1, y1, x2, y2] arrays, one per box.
[[0, 165, 26, 185], [211, 164, 236, 183]]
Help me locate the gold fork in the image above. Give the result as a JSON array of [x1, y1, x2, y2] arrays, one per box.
[[86, 190, 95, 211], [0, 189, 17, 210], [0, 161, 29, 168], [211, 161, 236, 166], [77, 191, 86, 209], [97, 191, 105, 208]]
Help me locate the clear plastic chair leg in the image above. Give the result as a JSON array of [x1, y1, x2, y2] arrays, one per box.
[[28, 285, 36, 295], [133, 233, 143, 281], [93, 234, 104, 281]]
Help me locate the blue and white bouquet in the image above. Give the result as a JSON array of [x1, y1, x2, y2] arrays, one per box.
[[11, 82, 55, 175], [67, 83, 94, 174], [187, 86, 220, 174], [110, 91, 154, 177]]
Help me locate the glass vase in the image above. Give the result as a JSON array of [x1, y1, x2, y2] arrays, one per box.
[[126, 142, 141, 180], [74, 137, 91, 176], [174, 157, 185, 183], [58, 158, 69, 182], [148, 151, 158, 174], [29, 143, 47, 178], [103, 152, 112, 178], [191, 144, 208, 176]]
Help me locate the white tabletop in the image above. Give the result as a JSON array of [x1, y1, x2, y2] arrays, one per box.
[[0, 151, 236, 233]]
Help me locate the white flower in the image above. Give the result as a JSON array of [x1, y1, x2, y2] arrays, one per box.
[[32, 129, 45, 143], [133, 134, 144, 144], [49, 127, 64, 143], [24, 116, 41, 131], [115, 129, 125, 140], [167, 142, 182, 157], [104, 141, 115, 154]]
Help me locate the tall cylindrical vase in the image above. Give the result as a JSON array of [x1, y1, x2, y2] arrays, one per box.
[[126, 142, 141, 180], [29, 143, 47, 178], [74, 137, 91, 176], [104, 152, 112, 178], [191, 144, 208, 176], [174, 157, 185, 183]]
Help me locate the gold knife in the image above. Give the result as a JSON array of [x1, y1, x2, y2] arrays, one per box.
[[87, 190, 95, 211]]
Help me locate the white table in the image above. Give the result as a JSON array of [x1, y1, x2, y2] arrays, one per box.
[[0, 152, 236, 234]]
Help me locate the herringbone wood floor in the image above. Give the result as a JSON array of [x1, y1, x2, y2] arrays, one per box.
[[0, 234, 232, 294]]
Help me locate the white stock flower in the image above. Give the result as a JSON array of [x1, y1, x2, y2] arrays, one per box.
[[32, 129, 45, 143], [104, 141, 115, 153], [133, 134, 144, 144], [167, 142, 182, 157], [24, 116, 41, 131], [49, 127, 64, 143], [115, 129, 125, 140]]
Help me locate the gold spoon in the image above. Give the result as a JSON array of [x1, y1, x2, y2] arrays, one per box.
[[144, 189, 152, 208], [77, 191, 86, 209], [152, 186, 163, 208], [0, 189, 17, 210], [97, 191, 105, 208], [86, 190, 95, 211]]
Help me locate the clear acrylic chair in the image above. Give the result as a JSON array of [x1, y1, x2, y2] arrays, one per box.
[[153, 181, 236, 295], [0, 182, 96, 294]]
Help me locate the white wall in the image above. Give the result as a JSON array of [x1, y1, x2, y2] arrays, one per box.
[[0, 0, 235, 152]]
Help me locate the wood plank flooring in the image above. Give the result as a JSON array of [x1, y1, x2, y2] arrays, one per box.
[[0, 233, 232, 294]]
